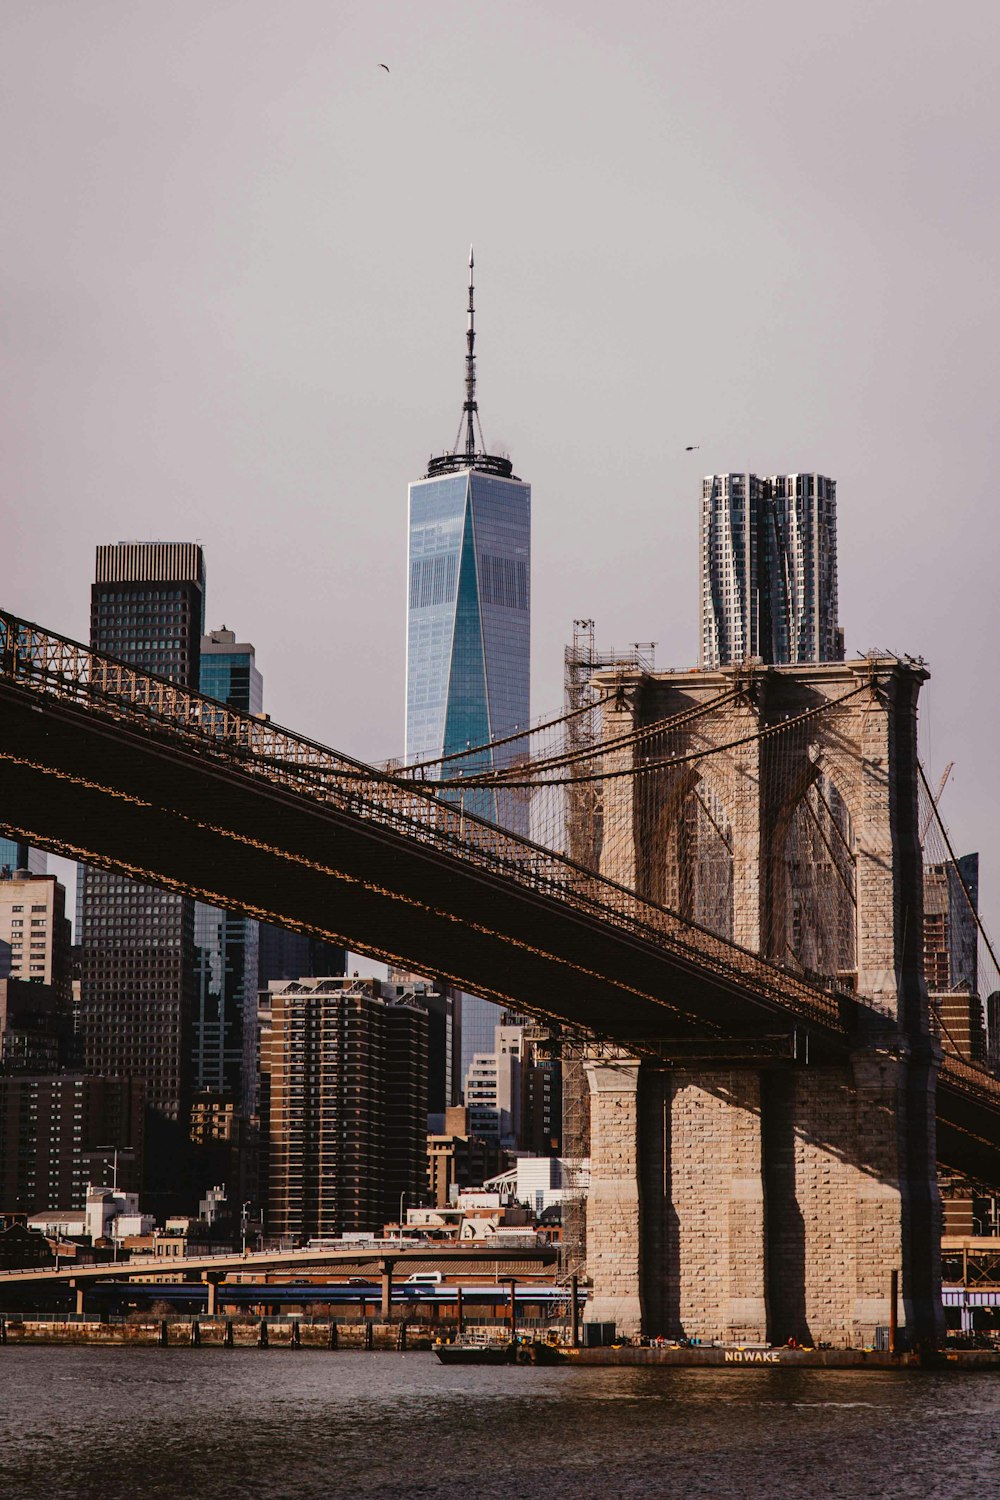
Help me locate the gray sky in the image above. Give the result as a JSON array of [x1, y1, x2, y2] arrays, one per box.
[[4, 1, 1000, 930]]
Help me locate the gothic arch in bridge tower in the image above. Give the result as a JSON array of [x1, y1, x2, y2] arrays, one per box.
[[767, 759, 857, 986], [640, 768, 735, 943]]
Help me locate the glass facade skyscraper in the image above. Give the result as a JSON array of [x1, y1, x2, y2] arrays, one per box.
[[0, 839, 45, 877], [406, 469, 531, 779], [199, 627, 263, 716], [194, 630, 263, 1117], [405, 251, 531, 1083], [78, 543, 205, 1209], [405, 252, 531, 811], [700, 473, 844, 669]]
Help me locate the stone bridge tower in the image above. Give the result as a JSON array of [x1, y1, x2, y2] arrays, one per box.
[[582, 658, 942, 1348]]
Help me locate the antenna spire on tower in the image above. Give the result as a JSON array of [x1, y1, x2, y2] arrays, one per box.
[[464, 245, 477, 460], [429, 248, 514, 479]]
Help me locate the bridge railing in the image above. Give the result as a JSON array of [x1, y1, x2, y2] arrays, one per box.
[[0, 609, 864, 1037]]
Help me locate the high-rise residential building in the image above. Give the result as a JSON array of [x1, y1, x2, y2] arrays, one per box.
[[406, 251, 531, 1074], [463, 1020, 524, 1146], [0, 1074, 143, 1213], [78, 543, 206, 1208], [0, 871, 73, 1072], [0, 871, 72, 1006], [263, 977, 428, 1240], [382, 998, 431, 1226], [700, 473, 843, 669], [0, 841, 45, 878], [520, 1029, 562, 1155]]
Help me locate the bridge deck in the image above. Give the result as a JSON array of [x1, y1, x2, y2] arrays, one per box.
[[2, 611, 999, 1181]]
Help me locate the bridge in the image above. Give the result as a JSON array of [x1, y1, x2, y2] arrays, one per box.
[[2, 610, 999, 1347]]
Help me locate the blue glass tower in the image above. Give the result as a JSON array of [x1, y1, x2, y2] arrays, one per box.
[[0, 839, 44, 877], [195, 630, 263, 1117], [405, 251, 531, 1083], [406, 250, 531, 816], [200, 628, 263, 716]]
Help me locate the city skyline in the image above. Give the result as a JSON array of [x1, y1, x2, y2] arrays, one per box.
[[1, 7, 998, 1486], [2, 2, 997, 943]]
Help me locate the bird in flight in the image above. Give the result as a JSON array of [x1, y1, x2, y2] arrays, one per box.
[[379, 63, 390, 71], [685, 445, 700, 452]]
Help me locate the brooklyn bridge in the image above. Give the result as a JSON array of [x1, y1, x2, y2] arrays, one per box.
[[2, 609, 998, 1348]]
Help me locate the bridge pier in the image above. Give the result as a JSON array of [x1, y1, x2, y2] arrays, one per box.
[[641, 1066, 769, 1345], [583, 1054, 643, 1335], [379, 1258, 396, 1321], [69, 1280, 84, 1317], [585, 1050, 943, 1348], [203, 1273, 222, 1318]]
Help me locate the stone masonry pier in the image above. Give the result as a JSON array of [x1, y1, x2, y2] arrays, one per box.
[[585, 660, 943, 1347]]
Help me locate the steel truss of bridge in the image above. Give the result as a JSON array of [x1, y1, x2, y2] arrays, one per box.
[[1, 609, 999, 1182]]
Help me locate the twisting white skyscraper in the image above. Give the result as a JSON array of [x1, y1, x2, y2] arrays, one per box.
[[700, 472, 843, 669]]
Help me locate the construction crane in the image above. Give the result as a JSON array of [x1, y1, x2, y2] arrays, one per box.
[[920, 761, 955, 843]]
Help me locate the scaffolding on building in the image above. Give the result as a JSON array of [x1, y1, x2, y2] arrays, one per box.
[[558, 621, 654, 1275]]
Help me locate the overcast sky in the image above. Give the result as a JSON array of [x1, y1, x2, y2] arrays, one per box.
[[4, 0, 1000, 932]]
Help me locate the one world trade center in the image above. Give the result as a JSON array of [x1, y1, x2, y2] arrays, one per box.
[[405, 250, 531, 834]]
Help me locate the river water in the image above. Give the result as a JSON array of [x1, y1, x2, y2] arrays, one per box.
[[1, 1349, 998, 1499]]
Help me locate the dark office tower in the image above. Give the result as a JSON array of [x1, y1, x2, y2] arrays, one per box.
[[78, 542, 205, 1211], [256, 927, 346, 988], [520, 1030, 562, 1156], [406, 251, 531, 1079], [386, 967, 462, 1113], [0, 1075, 143, 1213], [194, 630, 263, 1118]]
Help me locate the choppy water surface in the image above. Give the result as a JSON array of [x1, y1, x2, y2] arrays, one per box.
[[1, 1350, 998, 1499]]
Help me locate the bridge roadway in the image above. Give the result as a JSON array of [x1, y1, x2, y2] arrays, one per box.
[[0, 1243, 556, 1290], [2, 611, 999, 1182]]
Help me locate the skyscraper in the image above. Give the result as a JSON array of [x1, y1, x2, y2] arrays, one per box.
[[256, 928, 346, 990], [78, 543, 206, 1209], [263, 977, 428, 1239], [406, 251, 531, 1079], [0, 840, 45, 877], [194, 629, 263, 1114], [406, 250, 530, 792], [0, 871, 71, 1005], [700, 473, 843, 669], [199, 627, 263, 716]]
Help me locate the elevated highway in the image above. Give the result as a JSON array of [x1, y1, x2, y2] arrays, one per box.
[[0, 1242, 556, 1290]]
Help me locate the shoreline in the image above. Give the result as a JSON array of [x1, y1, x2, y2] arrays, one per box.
[[3, 1318, 999, 1369]]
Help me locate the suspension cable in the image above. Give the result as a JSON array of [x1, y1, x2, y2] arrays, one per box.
[[424, 683, 872, 790]]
